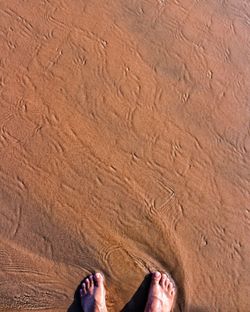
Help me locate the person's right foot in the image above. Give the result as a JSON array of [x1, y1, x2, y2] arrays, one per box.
[[144, 271, 176, 312], [80, 272, 107, 312]]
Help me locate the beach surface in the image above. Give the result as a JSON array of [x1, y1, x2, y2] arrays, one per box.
[[0, 0, 249, 311]]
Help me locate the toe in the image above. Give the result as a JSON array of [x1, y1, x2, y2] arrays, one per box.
[[168, 281, 175, 295], [170, 288, 175, 297], [166, 275, 177, 298], [160, 273, 167, 287], [89, 274, 94, 287], [85, 278, 90, 290], [151, 271, 161, 285], [169, 283, 176, 297], [166, 275, 172, 288], [81, 282, 87, 295], [94, 272, 104, 286]]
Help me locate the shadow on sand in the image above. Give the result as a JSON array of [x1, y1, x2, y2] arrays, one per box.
[[67, 279, 83, 312]]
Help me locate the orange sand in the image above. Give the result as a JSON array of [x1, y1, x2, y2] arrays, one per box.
[[0, 1, 249, 311]]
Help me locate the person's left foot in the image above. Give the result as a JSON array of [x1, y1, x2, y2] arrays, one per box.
[[80, 273, 107, 312]]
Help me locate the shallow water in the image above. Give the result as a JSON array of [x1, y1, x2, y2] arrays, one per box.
[[0, 1, 249, 311]]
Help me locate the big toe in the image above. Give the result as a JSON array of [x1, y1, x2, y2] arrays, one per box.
[[151, 271, 161, 285], [94, 272, 104, 287]]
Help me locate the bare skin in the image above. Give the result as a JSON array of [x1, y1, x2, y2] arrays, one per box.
[[80, 272, 107, 312], [80, 271, 176, 312], [144, 271, 176, 312]]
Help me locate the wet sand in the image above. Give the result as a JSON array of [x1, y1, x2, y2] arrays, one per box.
[[0, 0, 249, 311]]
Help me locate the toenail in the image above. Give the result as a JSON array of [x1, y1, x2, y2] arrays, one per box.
[[154, 271, 161, 278]]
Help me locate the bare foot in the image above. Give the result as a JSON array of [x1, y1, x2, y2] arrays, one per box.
[[144, 271, 176, 312], [80, 272, 107, 312]]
